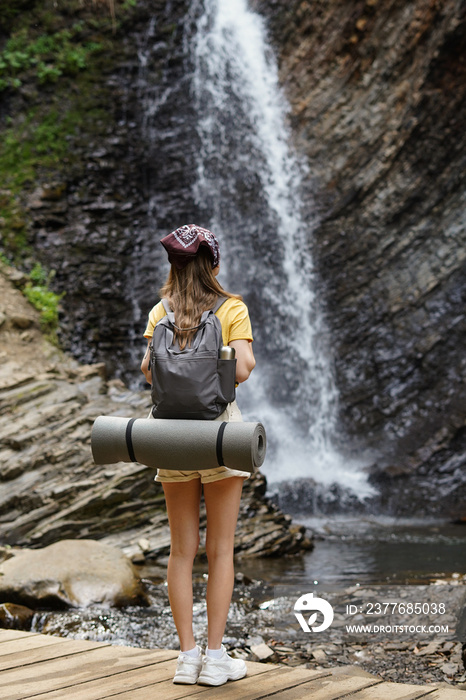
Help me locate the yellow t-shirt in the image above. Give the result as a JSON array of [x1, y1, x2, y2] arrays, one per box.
[[143, 297, 253, 345]]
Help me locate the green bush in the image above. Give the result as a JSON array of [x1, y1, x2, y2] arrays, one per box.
[[29, 261, 48, 286], [0, 27, 102, 91], [23, 263, 64, 342]]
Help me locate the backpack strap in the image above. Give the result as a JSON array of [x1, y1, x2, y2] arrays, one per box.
[[161, 298, 172, 314], [212, 296, 228, 314], [160, 296, 226, 340], [160, 299, 208, 351], [161, 298, 177, 329]]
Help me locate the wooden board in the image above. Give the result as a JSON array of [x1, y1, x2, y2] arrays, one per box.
[[0, 634, 65, 656], [0, 637, 110, 673], [0, 630, 42, 643], [426, 689, 466, 699], [0, 644, 175, 700], [29, 651, 276, 700], [0, 631, 461, 700], [28, 658, 177, 700], [249, 673, 381, 700], [341, 681, 441, 699], [106, 666, 331, 700]]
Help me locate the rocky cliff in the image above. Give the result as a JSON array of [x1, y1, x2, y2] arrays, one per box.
[[1, 0, 465, 517], [1, 0, 197, 376], [252, 0, 466, 516]]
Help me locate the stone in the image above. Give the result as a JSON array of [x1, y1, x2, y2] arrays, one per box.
[[0, 540, 149, 609], [230, 648, 249, 660], [0, 603, 34, 630], [10, 315, 34, 330], [40, 183, 67, 200], [130, 551, 146, 565], [441, 662, 459, 676], [384, 642, 411, 651], [416, 640, 444, 656], [311, 648, 328, 663], [250, 642, 275, 660], [0, 547, 14, 564], [137, 537, 151, 553]]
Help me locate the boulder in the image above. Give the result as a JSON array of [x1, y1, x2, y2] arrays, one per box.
[[0, 540, 149, 609]]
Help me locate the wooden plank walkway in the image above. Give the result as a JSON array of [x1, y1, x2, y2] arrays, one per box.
[[0, 630, 463, 699]]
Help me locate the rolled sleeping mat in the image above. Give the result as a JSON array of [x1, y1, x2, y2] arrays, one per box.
[[91, 416, 266, 473]]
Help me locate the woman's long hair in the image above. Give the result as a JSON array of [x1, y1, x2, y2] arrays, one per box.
[[159, 248, 241, 350]]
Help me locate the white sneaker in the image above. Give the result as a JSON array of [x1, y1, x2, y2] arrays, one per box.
[[198, 645, 247, 686], [173, 646, 203, 684]]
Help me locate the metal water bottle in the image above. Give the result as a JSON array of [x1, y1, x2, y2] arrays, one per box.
[[219, 346, 236, 360]]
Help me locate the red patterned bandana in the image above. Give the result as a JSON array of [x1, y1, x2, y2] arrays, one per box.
[[160, 224, 220, 270]]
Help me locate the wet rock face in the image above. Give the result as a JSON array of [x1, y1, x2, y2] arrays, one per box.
[[252, 0, 466, 503], [26, 0, 200, 380]]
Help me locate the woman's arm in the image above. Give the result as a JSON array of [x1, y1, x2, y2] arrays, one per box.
[[141, 339, 152, 384], [229, 339, 256, 383]]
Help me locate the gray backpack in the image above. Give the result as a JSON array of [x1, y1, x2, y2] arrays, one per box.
[[149, 297, 236, 419]]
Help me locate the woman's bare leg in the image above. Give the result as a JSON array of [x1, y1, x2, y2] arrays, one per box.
[[163, 479, 202, 651], [203, 476, 244, 649]]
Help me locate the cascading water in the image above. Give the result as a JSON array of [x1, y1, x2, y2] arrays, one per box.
[[188, 0, 374, 498]]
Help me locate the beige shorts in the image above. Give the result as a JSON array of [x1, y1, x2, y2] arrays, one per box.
[[151, 400, 251, 484]]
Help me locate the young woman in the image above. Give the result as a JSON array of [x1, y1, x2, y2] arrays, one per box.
[[141, 224, 255, 687]]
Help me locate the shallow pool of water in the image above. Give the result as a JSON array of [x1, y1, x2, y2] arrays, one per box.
[[233, 517, 466, 586]]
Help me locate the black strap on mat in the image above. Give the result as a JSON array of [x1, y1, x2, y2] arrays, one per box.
[[125, 418, 137, 462], [216, 421, 227, 467]]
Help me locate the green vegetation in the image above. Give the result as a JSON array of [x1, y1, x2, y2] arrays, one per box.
[[23, 263, 64, 342], [0, 27, 103, 92]]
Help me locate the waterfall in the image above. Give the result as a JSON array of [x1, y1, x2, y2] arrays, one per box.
[[188, 0, 374, 497]]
